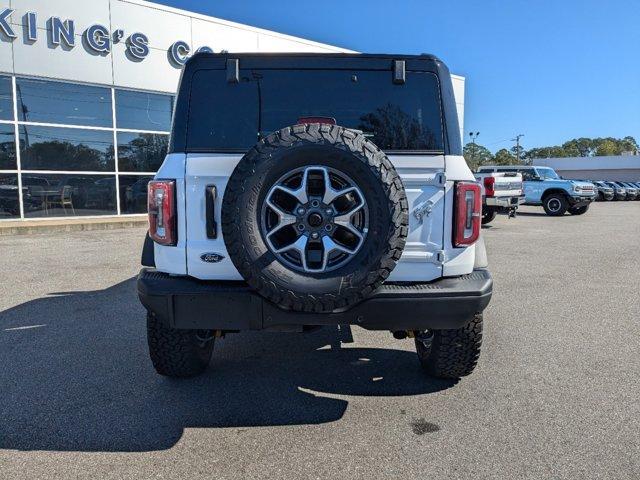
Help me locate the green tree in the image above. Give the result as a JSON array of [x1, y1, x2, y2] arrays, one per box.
[[494, 148, 517, 165], [562, 137, 594, 157], [620, 136, 638, 154], [463, 142, 493, 171], [594, 138, 619, 156], [525, 136, 638, 159]]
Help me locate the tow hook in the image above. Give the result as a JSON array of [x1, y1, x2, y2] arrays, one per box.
[[508, 207, 517, 219], [415, 330, 434, 350]]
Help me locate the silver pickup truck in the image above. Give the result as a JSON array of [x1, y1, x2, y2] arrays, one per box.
[[474, 171, 525, 224]]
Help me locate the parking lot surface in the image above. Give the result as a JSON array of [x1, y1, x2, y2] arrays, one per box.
[[1, 203, 639, 479]]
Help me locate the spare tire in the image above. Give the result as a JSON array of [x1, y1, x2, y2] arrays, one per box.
[[221, 123, 408, 313]]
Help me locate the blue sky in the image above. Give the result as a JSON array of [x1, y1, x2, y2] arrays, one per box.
[[156, 0, 640, 152]]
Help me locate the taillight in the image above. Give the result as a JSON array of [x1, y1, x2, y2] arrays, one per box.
[[454, 181, 481, 247], [148, 180, 177, 246], [483, 176, 495, 196]]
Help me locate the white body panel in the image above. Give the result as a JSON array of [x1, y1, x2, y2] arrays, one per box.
[[154, 153, 478, 282]]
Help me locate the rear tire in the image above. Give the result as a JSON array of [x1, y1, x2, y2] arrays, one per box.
[[147, 312, 215, 378], [415, 314, 483, 379], [542, 194, 568, 216], [568, 204, 589, 215], [481, 210, 497, 225]]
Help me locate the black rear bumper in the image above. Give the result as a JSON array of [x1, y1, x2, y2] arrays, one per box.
[[137, 268, 492, 332]]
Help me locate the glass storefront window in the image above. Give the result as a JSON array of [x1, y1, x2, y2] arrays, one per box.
[[0, 76, 13, 121], [0, 124, 17, 170], [0, 77, 178, 220], [19, 125, 115, 172], [22, 174, 117, 218], [117, 132, 168, 172], [0, 174, 20, 219], [119, 175, 152, 214], [15, 78, 113, 127], [115, 90, 174, 132]]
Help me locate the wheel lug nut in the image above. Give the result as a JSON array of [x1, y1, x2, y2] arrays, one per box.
[[297, 208, 305, 215], [325, 224, 332, 231], [297, 224, 305, 231], [311, 232, 319, 239], [311, 200, 320, 207], [325, 209, 333, 215]]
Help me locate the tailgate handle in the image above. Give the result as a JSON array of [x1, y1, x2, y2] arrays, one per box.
[[205, 185, 217, 239]]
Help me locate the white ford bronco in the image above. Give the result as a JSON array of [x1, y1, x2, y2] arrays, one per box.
[[138, 53, 492, 379]]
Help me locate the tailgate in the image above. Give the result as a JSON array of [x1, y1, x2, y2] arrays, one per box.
[[184, 154, 446, 282], [493, 175, 523, 197]]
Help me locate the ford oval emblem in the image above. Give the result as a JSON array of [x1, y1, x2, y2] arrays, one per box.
[[200, 252, 225, 263]]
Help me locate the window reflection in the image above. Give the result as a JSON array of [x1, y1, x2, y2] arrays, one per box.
[[0, 124, 17, 170], [19, 126, 115, 171], [187, 69, 444, 151], [115, 90, 174, 132], [358, 103, 439, 151], [117, 133, 168, 172], [0, 76, 12, 121], [119, 175, 152, 214], [0, 77, 177, 220], [15, 78, 112, 127], [22, 174, 116, 218], [0, 174, 20, 218]]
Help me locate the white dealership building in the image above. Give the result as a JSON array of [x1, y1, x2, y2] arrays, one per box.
[[0, 0, 465, 221]]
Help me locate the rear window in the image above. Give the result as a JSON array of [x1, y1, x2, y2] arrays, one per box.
[[187, 69, 444, 152]]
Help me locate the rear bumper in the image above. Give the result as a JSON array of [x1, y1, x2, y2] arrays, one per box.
[[137, 268, 493, 332], [485, 195, 525, 209]]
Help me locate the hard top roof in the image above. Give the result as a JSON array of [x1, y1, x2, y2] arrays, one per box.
[[183, 52, 447, 72]]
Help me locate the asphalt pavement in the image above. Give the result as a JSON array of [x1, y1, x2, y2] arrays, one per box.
[[0, 203, 638, 479]]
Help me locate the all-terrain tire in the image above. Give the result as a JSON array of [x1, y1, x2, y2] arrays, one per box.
[[481, 210, 497, 225], [542, 193, 568, 216], [222, 123, 408, 313], [415, 314, 483, 379], [568, 204, 589, 215], [146, 312, 215, 378]]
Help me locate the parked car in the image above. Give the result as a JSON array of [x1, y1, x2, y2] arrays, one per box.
[[592, 181, 615, 201], [611, 181, 637, 200], [138, 52, 493, 380], [474, 171, 524, 224], [605, 181, 627, 200], [476, 165, 597, 216], [621, 182, 640, 200]]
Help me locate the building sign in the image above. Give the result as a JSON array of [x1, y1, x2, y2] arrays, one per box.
[[0, 8, 215, 68]]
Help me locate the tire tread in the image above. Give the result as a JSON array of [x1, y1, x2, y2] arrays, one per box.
[[221, 124, 408, 313], [146, 313, 213, 378], [416, 314, 483, 378]]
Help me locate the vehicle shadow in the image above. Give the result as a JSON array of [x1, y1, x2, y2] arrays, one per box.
[[516, 211, 550, 217], [0, 278, 455, 453]]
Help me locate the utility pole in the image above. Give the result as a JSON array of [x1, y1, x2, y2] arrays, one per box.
[[469, 131, 480, 166], [511, 134, 524, 164]]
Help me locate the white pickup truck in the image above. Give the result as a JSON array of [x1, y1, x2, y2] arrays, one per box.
[[474, 171, 525, 224]]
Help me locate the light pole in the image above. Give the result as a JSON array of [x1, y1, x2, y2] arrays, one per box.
[[469, 131, 480, 166], [511, 134, 524, 164]]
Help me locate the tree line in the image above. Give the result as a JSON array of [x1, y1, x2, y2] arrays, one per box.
[[463, 136, 638, 171]]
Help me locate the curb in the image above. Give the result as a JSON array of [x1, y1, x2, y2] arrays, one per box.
[[0, 218, 148, 236]]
